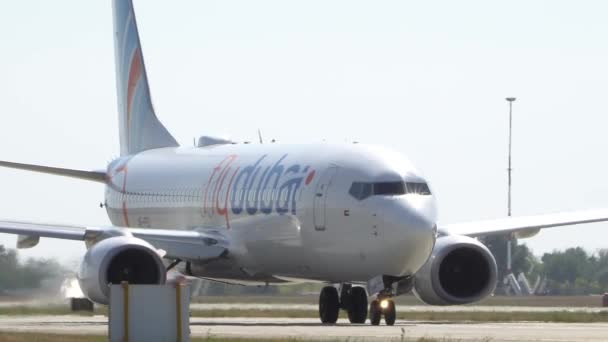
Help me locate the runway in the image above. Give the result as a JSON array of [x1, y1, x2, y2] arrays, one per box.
[[0, 315, 607, 341], [1, 300, 605, 313]]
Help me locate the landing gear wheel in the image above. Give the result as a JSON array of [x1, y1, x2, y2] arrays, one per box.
[[384, 300, 396, 326], [319, 286, 340, 324], [369, 300, 381, 325], [347, 286, 368, 324]]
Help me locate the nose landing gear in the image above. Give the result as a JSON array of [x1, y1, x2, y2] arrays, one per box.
[[320, 277, 405, 325], [369, 298, 396, 326]]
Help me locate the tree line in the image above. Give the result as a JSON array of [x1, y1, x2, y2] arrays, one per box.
[[539, 247, 608, 295], [0, 245, 66, 294], [488, 238, 608, 295]]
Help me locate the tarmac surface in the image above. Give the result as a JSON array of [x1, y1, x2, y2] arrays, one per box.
[[0, 315, 607, 341], [1, 300, 605, 313]]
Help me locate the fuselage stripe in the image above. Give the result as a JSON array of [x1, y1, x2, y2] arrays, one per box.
[[121, 162, 130, 227], [202, 155, 236, 217], [218, 166, 240, 229]]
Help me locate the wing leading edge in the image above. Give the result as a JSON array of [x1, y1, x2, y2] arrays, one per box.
[[440, 208, 608, 237], [0, 220, 227, 262], [0, 160, 106, 183]]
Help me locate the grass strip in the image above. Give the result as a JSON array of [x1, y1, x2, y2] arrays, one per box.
[[0, 306, 107, 316], [396, 310, 608, 323], [190, 295, 604, 308], [188, 309, 608, 323]]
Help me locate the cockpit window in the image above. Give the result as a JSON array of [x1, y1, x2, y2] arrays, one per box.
[[349, 181, 431, 200], [373, 182, 406, 195], [349, 182, 373, 201], [406, 182, 432, 195]]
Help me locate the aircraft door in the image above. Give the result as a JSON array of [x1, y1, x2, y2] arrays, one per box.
[[313, 167, 338, 231]]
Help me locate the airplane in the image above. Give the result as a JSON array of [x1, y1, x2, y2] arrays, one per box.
[[2, 0, 608, 326]]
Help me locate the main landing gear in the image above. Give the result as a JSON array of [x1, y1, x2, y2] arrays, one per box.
[[319, 284, 367, 324], [342, 284, 368, 324], [319, 284, 395, 325], [319, 286, 340, 323]]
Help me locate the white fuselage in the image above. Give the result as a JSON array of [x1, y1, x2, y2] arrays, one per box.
[[104, 143, 437, 284]]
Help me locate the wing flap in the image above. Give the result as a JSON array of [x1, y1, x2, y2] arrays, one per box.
[[440, 208, 608, 237], [128, 228, 228, 261]]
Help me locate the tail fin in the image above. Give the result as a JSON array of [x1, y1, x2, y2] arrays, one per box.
[[112, 0, 179, 156]]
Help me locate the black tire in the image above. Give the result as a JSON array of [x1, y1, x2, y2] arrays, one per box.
[[369, 300, 381, 325], [319, 286, 340, 324], [347, 286, 368, 324], [384, 300, 396, 326]]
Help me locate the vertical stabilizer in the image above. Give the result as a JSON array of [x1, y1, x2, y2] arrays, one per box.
[[113, 0, 179, 156]]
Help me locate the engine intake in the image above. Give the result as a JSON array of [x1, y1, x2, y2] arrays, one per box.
[[413, 235, 497, 305], [78, 236, 166, 304]]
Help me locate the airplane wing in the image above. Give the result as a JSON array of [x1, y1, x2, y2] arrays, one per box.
[[0, 220, 228, 261], [440, 208, 608, 237], [0, 160, 106, 183]]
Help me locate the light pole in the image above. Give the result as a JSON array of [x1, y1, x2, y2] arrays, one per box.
[[505, 97, 516, 275]]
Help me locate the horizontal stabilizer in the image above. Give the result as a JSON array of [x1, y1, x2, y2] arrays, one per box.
[[0, 160, 106, 183]]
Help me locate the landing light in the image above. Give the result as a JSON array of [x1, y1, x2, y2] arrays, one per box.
[[380, 299, 389, 309]]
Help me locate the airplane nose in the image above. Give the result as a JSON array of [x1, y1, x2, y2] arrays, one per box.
[[381, 200, 437, 276]]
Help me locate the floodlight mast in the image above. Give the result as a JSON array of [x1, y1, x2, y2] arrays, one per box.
[[505, 97, 516, 274]]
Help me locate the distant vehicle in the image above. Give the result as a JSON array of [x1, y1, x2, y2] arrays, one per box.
[[2, 0, 608, 326]]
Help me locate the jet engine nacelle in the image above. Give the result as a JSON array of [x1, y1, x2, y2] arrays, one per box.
[[413, 235, 497, 305], [78, 235, 166, 304]]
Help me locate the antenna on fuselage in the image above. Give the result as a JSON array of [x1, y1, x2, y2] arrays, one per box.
[[258, 129, 264, 144]]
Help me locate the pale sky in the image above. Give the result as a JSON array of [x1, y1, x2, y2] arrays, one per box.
[[1, 0, 608, 264]]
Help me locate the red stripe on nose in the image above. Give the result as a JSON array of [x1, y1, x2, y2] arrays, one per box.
[[305, 170, 316, 185]]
